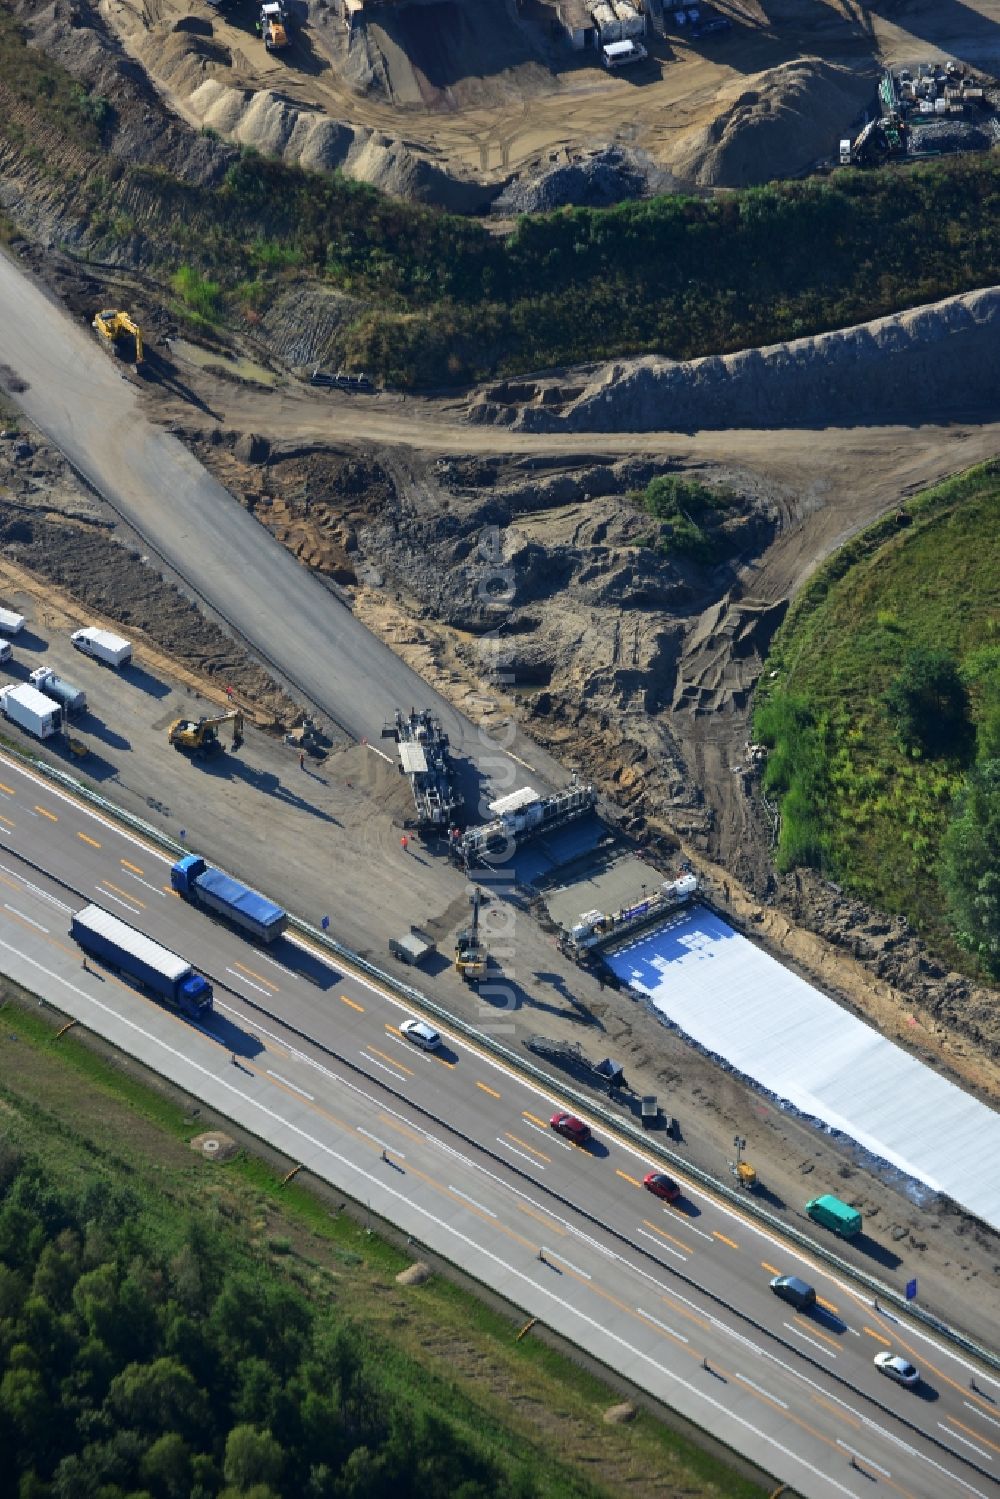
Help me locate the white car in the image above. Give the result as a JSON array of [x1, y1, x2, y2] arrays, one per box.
[[874, 1352, 919, 1387], [399, 1018, 441, 1051]]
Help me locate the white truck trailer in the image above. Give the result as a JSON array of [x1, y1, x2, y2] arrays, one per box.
[[70, 627, 132, 669], [0, 683, 62, 739], [0, 607, 26, 635]]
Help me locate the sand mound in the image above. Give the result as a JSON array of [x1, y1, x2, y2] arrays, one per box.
[[671, 57, 875, 188], [603, 1402, 637, 1424], [190, 1130, 239, 1161], [395, 1260, 432, 1286]]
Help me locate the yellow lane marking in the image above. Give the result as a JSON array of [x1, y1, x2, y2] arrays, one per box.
[[340, 994, 364, 1013], [816, 1295, 839, 1315], [77, 832, 101, 849], [35, 805, 58, 822], [761, 1261, 780, 1277], [516, 1201, 566, 1235], [0, 813, 13, 828], [643, 1220, 694, 1256], [0, 781, 14, 795], [810, 1390, 861, 1430], [863, 1325, 892, 1345], [794, 1316, 842, 1350], [121, 859, 144, 875], [379, 1114, 425, 1146], [659, 1292, 711, 1333], [234, 960, 277, 991], [946, 1415, 1000, 1457], [522, 1111, 548, 1129], [369, 1043, 413, 1076], [504, 1132, 551, 1164], [476, 1080, 501, 1099], [616, 1169, 643, 1189], [164, 886, 179, 897], [101, 880, 144, 907], [0, 871, 19, 891], [713, 1231, 739, 1250]]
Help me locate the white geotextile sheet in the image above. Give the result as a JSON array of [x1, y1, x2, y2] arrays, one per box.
[[606, 907, 1000, 1230]]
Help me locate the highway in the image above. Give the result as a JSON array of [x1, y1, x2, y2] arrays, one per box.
[[1, 752, 997, 1499]]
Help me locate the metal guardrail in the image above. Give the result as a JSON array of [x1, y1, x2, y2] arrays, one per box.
[[23, 750, 1000, 1374]]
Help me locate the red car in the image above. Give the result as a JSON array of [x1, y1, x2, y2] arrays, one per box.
[[550, 1112, 591, 1145], [643, 1171, 681, 1202]]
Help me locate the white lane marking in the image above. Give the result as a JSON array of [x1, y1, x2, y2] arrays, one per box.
[[837, 1441, 890, 1478], [226, 967, 271, 996], [542, 1248, 591, 1280], [259, 950, 297, 978], [356, 1127, 401, 1156], [364, 743, 394, 764], [784, 1322, 837, 1358], [0, 862, 71, 911], [265, 1070, 315, 1101], [965, 1403, 1000, 1430], [127, 872, 166, 895], [4, 904, 49, 933], [97, 889, 143, 914], [637, 1228, 687, 1261], [0, 936, 977, 1499], [939, 1425, 993, 1462], [449, 1187, 497, 1219], [738, 1375, 787, 1408], [637, 1309, 688, 1344], [497, 1137, 544, 1168], [366, 1055, 409, 1081], [684, 1222, 715, 1242]]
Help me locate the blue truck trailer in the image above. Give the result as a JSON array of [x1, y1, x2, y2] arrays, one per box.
[[170, 855, 288, 944], [71, 904, 213, 1019]]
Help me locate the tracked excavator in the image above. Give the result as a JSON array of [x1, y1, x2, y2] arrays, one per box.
[[92, 309, 144, 371], [168, 710, 245, 757]]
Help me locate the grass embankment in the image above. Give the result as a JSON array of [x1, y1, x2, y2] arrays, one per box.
[[0, 987, 768, 1499], [754, 464, 1000, 968], [2, 7, 1000, 386]]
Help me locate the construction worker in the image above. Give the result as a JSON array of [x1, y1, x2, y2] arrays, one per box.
[[400, 835, 409, 853], [299, 751, 305, 770]]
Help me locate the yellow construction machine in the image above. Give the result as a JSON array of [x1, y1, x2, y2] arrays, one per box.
[[93, 309, 144, 371], [168, 710, 245, 757], [454, 887, 487, 983]]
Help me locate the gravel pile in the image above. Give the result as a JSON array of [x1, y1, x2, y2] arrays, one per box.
[[909, 120, 991, 153], [493, 148, 659, 215]]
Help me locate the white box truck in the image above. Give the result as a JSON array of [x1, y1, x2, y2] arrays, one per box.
[[0, 608, 26, 636], [70, 628, 132, 669], [29, 667, 87, 716], [0, 683, 62, 739]]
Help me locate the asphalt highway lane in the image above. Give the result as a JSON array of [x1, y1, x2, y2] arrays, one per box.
[[0, 753, 997, 1498]]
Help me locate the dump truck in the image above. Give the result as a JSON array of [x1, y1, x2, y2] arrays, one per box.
[[29, 667, 87, 717], [0, 683, 62, 740], [171, 855, 288, 944], [71, 904, 213, 1018]]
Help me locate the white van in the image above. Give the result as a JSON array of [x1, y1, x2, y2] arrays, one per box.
[[601, 38, 647, 67], [0, 607, 26, 636], [70, 627, 133, 669]]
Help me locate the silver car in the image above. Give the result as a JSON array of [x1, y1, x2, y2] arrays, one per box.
[[399, 1018, 441, 1051], [874, 1352, 919, 1387]]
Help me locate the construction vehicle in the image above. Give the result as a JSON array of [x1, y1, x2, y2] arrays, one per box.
[[839, 114, 908, 167], [382, 707, 460, 829], [259, 1, 289, 50], [92, 310, 144, 371], [168, 710, 245, 757], [454, 887, 487, 983]]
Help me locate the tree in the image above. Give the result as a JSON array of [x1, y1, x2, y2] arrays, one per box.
[[884, 646, 971, 757], [140, 1432, 192, 1499], [222, 1425, 284, 1493], [940, 759, 1000, 973]]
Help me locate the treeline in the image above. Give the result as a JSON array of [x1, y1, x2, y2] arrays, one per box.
[[0, 1149, 542, 1499]]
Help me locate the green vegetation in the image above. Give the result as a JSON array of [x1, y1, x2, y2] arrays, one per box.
[[3, 3, 1000, 385], [755, 463, 1000, 970], [0, 993, 767, 1499], [171, 265, 222, 325], [632, 474, 738, 563]]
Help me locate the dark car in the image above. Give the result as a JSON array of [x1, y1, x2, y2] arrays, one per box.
[[550, 1112, 591, 1145], [692, 14, 731, 36], [769, 1274, 816, 1311], [643, 1171, 681, 1202]]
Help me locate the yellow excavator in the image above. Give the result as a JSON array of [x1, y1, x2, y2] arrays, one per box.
[[93, 309, 144, 371], [168, 710, 245, 757]]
